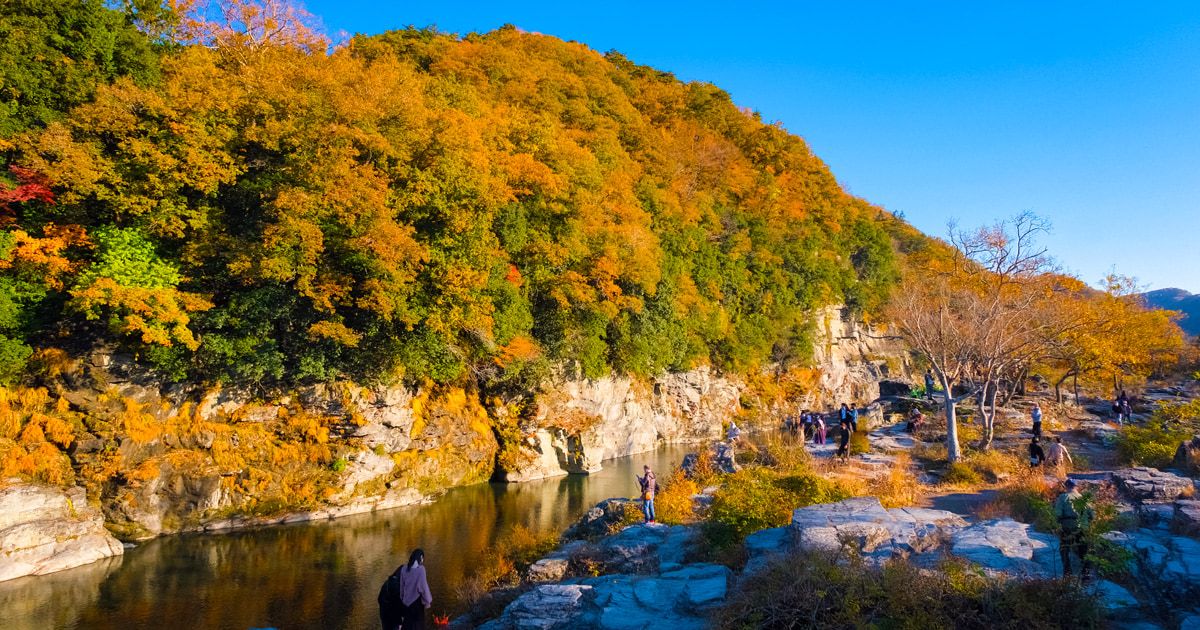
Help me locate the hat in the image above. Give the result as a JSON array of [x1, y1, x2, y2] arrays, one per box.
[[1064, 479, 1076, 488]]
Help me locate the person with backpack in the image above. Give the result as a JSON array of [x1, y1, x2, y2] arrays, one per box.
[[1028, 436, 1046, 468], [1054, 479, 1093, 578], [1113, 390, 1132, 424], [636, 465, 657, 523], [379, 548, 433, 630]]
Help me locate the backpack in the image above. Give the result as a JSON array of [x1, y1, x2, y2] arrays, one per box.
[[378, 573, 403, 620]]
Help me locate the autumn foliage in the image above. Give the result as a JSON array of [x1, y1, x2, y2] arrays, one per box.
[[0, 0, 903, 389]]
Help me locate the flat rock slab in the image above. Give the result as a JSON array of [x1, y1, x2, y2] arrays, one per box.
[[949, 519, 1056, 577], [480, 564, 731, 630]]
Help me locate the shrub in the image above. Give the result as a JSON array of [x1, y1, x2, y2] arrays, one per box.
[[1116, 400, 1200, 467], [455, 524, 557, 606], [654, 467, 699, 525], [966, 448, 1022, 482], [706, 467, 849, 546], [942, 461, 983, 486], [849, 429, 870, 455], [714, 550, 1102, 629]]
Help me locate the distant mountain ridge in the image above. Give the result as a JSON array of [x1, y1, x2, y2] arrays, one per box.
[[1140, 288, 1200, 336]]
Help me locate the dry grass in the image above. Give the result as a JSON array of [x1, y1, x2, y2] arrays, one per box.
[[869, 453, 924, 508], [716, 550, 1103, 630]]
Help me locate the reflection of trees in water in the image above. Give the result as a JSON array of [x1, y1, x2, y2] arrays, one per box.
[[4, 445, 691, 629]]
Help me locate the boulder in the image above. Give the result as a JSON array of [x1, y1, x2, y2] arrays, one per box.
[[563, 498, 640, 541], [1174, 436, 1200, 475], [1175, 500, 1200, 535], [478, 584, 599, 630], [1114, 467, 1195, 503], [743, 526, 792, 574], [0, 484, 125, 582], [680, 442, 739, 478], [791, 497, 966, 559]]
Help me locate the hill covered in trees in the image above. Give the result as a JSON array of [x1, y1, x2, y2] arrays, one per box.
[[1141, 289, 1200, 337], [0, 0, 921, 392]]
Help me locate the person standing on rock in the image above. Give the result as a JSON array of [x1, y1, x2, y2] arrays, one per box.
[[1054, 480, 1093, 578], [379, 548, 433, 630], [836, 419, 851, 462], [924, 370, 936, 401], [1045, 436, 1073, 474], [1028, 436, 1046, 468], [1030, 402, 1043, 439], [849, 405, 860, 434], [637, 465, 657, 523], [814, 414, 827, 445], [802, 412, 815, 442]]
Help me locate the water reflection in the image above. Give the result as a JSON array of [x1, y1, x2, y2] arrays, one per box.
[[1, 445, 692, 630]]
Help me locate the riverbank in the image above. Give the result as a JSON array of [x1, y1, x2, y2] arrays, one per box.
[[0, 444, 696, 630]]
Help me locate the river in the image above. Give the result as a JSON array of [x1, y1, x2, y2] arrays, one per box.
[[0, 444, 693, 630]]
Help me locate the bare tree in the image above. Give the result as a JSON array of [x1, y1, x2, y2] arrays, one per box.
[[889, 212, 1057, 460]]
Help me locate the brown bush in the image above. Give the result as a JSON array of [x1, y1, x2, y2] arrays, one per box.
[[715, 550, 1103, 629]]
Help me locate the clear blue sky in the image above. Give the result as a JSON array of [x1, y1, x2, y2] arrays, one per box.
[[305, 1, 1200, 293]]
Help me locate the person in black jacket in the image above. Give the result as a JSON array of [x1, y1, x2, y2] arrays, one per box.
[[1028, 436, 1046, 468]]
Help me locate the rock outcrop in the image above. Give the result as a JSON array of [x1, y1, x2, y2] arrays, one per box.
[[0, 483, 124, 582], [499, 368, 740, 481], [789, 497, 967, 560], [808, 305, 911, 407], [1113, 467, 1195, 503]]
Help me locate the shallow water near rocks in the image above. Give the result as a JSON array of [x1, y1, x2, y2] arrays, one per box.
[[0, 444, 693, 630]]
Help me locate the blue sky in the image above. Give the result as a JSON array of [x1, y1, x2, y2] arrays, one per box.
[[305, 1, 1200, 293]]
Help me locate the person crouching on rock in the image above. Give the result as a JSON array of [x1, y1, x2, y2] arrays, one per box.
[[637, 465, 657, 523], [378, 548, 433, 630], [1054, 479, 1093, 578]]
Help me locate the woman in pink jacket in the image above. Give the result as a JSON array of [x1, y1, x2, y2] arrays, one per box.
[[379, 548, 433, 630]]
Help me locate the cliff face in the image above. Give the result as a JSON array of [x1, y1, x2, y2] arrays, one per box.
[[808, 305, 913, 407], [1, 306, 909, 580]]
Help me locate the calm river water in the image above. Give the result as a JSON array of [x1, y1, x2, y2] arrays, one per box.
[[0, 444, 693, 630]]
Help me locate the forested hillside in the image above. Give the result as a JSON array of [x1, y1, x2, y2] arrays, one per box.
[[0, 0, 917, 392]]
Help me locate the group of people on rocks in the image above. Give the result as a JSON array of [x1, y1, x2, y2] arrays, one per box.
[[783, 403, 862, 461]]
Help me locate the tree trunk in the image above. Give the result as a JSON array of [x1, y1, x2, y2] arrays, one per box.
[[941, 375, 961, 463], [1074, 373, 1080, 404], [1054, 371, 1073, 405], [980, 379, 997, 450]]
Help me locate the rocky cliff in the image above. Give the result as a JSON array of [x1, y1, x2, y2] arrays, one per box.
[[0, 306, 909, 579], [0, 483, 124, 582]]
